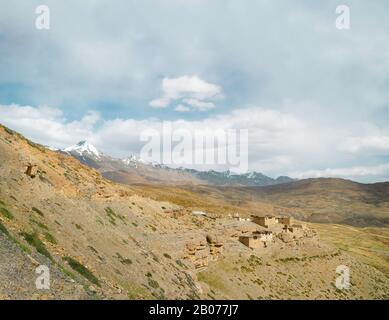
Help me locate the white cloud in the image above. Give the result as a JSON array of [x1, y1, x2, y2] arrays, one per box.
[[149, 75, 223, 111], [340, 135, 389, 154], [1, 103, 388, 183], [175, 104, 191, 113], [183, 98, 215, 111], [0, 104, 100, 148], [290, 164, 389, 181]]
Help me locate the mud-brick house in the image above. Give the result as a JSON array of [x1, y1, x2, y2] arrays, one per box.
[[276, 216, 293, 226], [252, 214, 294, 228], [251, 215, 278, 228], [239, 230, 273, 249]]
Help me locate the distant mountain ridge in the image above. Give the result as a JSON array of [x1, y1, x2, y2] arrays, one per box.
[[61, 141, 295, 187]]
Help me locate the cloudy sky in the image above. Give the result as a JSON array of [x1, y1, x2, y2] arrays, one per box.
[[0, 0, 389, 182]]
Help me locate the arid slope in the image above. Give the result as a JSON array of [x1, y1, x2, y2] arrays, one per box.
[[0, 124, 388, 300]]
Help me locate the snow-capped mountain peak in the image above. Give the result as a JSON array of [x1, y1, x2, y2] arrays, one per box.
[[63, 141, 100, 158], [122, 154, 150, 168]]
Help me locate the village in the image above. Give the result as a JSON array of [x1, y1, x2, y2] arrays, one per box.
[[162, 207, 317, 270]]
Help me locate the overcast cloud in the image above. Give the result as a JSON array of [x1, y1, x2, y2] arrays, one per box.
[[0, 0, 389, 182]]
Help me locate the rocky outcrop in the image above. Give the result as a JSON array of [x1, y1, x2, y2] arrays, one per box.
[[185, 240, 208, 269], [185, 235, 224, 269], [25, 163, 38, 178], [206, 235, 223, 259]]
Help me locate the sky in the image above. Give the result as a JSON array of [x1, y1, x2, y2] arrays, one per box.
[[0, 0, 389, 182]]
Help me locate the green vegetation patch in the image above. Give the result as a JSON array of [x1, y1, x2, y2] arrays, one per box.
[[127, 286, 151, 300], [44, 232, 57, 245], [116, 252, 132, 265], [30, 218, 49, 230], [105, 207, 117, 225], [63, 256, 100, 287], [75, 223, 83, 230], [175, 259, 186, 269], [148, 278, 160, 289], [197, 271, 226, 291], [0, 207, 13, 220], [21, 232, 52, 260], [103, 207, 127, 226], [0, 221, 10, 236], [248, 255, 262, 266], [0, 221, 31, 253]]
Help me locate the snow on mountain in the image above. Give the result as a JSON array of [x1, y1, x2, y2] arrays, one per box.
[[61, 140, 295, 186], [63, 141, 101, 159], [46, 145, 59, 151], [122, 155, 150, 167]]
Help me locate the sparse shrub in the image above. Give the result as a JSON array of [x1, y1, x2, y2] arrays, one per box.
[[75, 223, 83, 230], [175, 259, 185, 268], [0, 221, 10, 236], [248, 255, 262, 266], [88, 246, 98, 254], [116, 253, 132, 265], [44, 232, 57, 245], [105, 207, 117, 225], [30, 218, 49, 230], [241, 265, 253, 273], [21, 232, 52, 260], [32, 207, 44, 217], [63, 256, 100, 287], [163, 253, 171, 259], [0, 207, 13, 220], [121, 258, 132, 265], [148, 278, 160, 289]]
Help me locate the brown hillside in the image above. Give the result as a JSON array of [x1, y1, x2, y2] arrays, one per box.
[[0, 123, 388, 300]]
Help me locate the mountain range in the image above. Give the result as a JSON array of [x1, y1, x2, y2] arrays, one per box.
[[60, 141, 295, 187]]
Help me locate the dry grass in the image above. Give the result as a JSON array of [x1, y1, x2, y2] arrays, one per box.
[[312, 223, 389, 277]]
